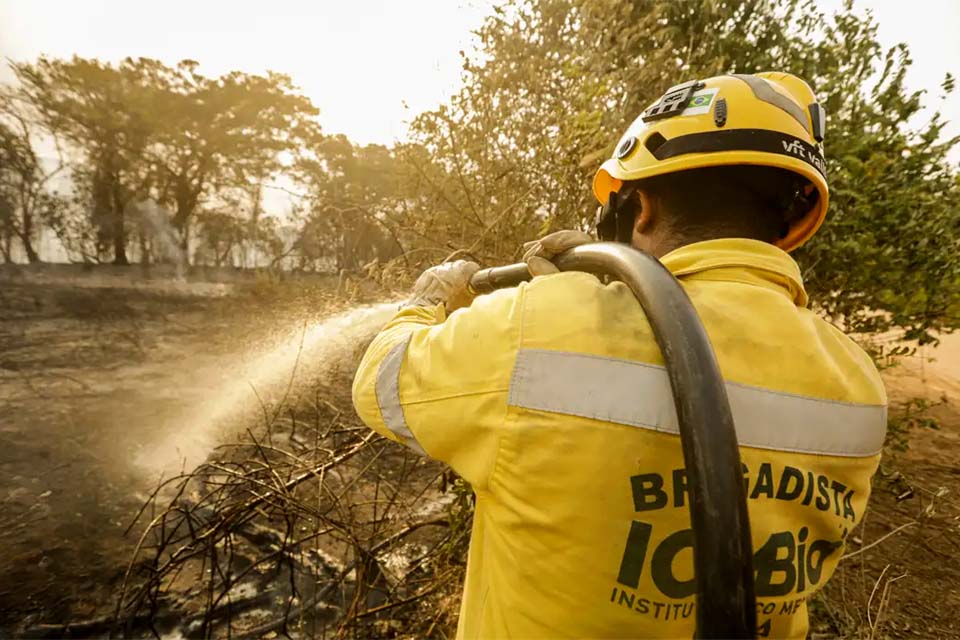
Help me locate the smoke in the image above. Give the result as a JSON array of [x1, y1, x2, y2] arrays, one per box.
[[130, 199, 187, 276]]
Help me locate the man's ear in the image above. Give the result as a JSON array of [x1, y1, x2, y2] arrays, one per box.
[[633, 190, 655, 235]]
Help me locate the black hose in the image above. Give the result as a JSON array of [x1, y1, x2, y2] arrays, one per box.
[[467, 262, 532, 294], [468, 243, 756, 639]]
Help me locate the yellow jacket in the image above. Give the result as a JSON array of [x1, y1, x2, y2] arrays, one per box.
[[353, 238, 886, 639]]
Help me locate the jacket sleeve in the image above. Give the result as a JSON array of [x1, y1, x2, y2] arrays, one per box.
[[351, 287, 522, 490]]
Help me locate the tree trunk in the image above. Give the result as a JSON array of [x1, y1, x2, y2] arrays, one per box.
[[1, 228, 11, 264], [113, 220, 129, 264], [139, 231, 151, 266], [91, 157, 114, 262], [215, 242, 232, 268], [19, 233, 40, 263], [19, 206, 41, 263], [247, 181, 263, 268], [174, 182, 198, 265], [112, 196, 129, 265], [0, 193, 12, 263], [111, 174, 129, 266], [180, 218, 191, 263]]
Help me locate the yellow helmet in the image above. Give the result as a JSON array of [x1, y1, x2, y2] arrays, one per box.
[[593, 72, 828, 251]]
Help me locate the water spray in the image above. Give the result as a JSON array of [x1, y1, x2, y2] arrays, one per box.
[[135, 301, 399, 477]]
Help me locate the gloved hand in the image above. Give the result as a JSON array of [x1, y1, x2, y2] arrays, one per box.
[[408, 260, 480, 312], [522, 230, 594, 276]]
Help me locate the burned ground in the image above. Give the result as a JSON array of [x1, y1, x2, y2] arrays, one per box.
[[0, 265, 390, 634], [0, 269, 236, 629]]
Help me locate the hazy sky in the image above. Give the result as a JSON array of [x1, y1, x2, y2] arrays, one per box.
[[0, 0, 494, 145], [2, 0, 957, 148]]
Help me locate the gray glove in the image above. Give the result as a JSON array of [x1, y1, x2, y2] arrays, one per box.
[[522, 230, 594, 276], [408, 260, 480, 312]]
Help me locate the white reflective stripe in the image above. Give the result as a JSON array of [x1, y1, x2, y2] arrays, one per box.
[[375, 335, 426, 456], [508, 349, 887, 457]]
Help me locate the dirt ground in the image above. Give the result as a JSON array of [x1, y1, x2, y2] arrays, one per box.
[[813, 334, 960, 639], [1, 265, 958, 638]]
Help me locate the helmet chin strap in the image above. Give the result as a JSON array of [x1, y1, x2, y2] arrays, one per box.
[[596, 186, 639, 243]]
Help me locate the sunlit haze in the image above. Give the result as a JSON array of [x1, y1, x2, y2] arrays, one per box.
[[0, 0, 493, 145], [2, 0, 956, 149]]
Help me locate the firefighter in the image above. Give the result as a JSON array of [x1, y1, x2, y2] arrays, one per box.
[[352, 72, 886, 639]]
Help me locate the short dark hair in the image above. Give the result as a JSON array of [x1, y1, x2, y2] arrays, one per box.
[[633, 165, 811, 243]]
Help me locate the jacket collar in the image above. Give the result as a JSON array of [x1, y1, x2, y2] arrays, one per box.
[[659, 238, 809, 307]]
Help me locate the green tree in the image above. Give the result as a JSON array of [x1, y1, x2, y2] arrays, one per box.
[[406, 0, 959, 343], [136, 60, 320, 255], [10, 56, 321, 265], [194, 209, 247, 267], [295, 135, 403, 272]]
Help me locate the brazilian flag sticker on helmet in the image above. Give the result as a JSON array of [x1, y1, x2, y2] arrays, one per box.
[[682, 89, 719, 116]]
